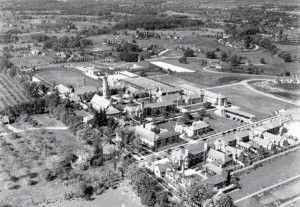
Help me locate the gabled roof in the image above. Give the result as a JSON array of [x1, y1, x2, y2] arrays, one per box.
[[204, 162, 224, 175], [255, 120, 282, 132], [156, 164, 167, 173], [225, 146, 243, 156], [180, 84, 203, 94], [237, 141, 252, 149], [90, 94, 110, 109], [158, 131, 180, 140], [224, 107, 255, 118], [144, 101, 175, 109], [56, 84, 71, 94], [106, 106, 120, 115], [74, 86, 99, 95], [189, 121, 209, 130], [135, 126, 157, 142], [252, 137, 273, 146], [263, 132, 284, 143], [218, 135, 236, 143], [207, 149, 232, 163]]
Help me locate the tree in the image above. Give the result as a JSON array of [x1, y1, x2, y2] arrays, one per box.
[[181, 112, 192, 124], [220, 52, 228, 61], [230, 55, 242, 66], [283, 53, 292, 62], [186, 181, 216, 207], [179, 56, 188, 64], [208, 193, 236, 207], [260, 58, 266, 64], [79, 183, 94, 200], [184, 49, 194, 57], [205, 51, 216, 59]]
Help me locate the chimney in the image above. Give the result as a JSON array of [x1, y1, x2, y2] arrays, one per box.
[[83, 78, 86, 86], [143, 123, 145, 128]]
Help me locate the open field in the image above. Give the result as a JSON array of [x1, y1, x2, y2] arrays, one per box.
[[0, 74, 30, 110], [230, 149, 300, 201], [249, 80, 300, 101], [10, 55, 55, 67], [274, 43, 300, 56], [35, 69, 101, 87], [208, 84, 290, 119]]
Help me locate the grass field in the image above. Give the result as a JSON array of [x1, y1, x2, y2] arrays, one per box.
[[36, 69, 101, 88], [249, 80, 300, 101], [0, 74, 30, 110], [230, 149, 300, 201], [10, 55, 55, 67], [208, 84, 290, 119], [274, 43, 300, 56], [149, 74, 204, 88]]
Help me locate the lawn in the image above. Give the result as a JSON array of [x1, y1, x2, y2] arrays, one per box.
[[203, 111, 244, 134], [10, 55, 55, 67], [208, 84, 290, 119], [274, 43, 300, 56], [231, 149, 300, 201], [36, 69, 101, 87], [144, 71, 166, 76]]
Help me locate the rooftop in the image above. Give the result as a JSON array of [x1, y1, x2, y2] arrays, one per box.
[[207, 148, 232, 163], [224, 107, 256, 118], [180, 84, 203, 94], [90, 94, 110, 109], [204, 90, 226, 99], [185, 142, 206, 155], [151, 61, 195, 73], [189, 120, 210, 130]]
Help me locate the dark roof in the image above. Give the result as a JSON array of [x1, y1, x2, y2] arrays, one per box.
[[145, 101, 175, 109], [134, 61, 151, 68], [203, 175, 227, 186], [158, 131, 180, 140], [185, 142, 206, 155]]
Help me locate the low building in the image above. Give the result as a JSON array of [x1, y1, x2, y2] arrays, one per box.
[[222, 108, 256, 123], [263, 132, 288, 147], [1, 116, 9, 125], [134, 125, 180, 151], [224, 146, 243, 160], [84, 67, 101, 79], [252, 137, 275, 150], [214, 135, 237, 152], [180, 84, 203, 95], [123, 105, 142, 118], [237, 141, 252, 150], [74, 110, 94, 123], [175, 121, 210, 137]]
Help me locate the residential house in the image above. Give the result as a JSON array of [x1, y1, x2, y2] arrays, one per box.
[[237, 141, 252, 151], [123, 105, 142, 118], [56, 84, 72, 97], [74, 110, 94, 123], [206, 148, 233, 167], [1, 116, 9, 125], [171, 142, 208, 169], [202, 174, 228, 189], [224, 146, 243, 160], [252, 137, 275, 150], [214, 135, 237, 152], [175, 121, 210, 137], [254, 119, 282, 136], [154, 164, 168, 178]]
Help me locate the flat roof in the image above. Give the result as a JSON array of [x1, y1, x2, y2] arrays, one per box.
[[224, 107, 255, 118], [151, 61, 195, 73]]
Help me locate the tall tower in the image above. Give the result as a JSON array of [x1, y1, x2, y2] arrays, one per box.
[[102, 74, 108, 98]]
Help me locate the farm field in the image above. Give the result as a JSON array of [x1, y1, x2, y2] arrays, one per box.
[[0, 74, 30, 110], [230, 149, 300, 201], [35, 69, 101, 88], [208, 84, 290, 119], [10, 55, 55, 67], [149, 74, 205, 88]]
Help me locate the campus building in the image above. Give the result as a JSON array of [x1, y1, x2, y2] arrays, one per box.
[[222, 107, 256, 123], [175, 121, 210, 137]]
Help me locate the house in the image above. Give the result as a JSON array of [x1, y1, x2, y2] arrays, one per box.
[[171, 142, 208, 169], [214, 135, 237, 152], [90, 94, 111, 111], [237, 141, 252, 150], [252, 137, 275, 150], [204, 162, 224, 176], [175, 120, 210, 137], [206, 149, 233, 167], [134, 125, 180, 151], [1, 116, 9, 125], [123, 105, 142, 118], [202, 174, 228, 189], [31, 48, 41, 55], [106, 106, 121, 118], [224, 146, 243, 160], [74, 110, 94, 123], [263, 132, 288, 147], [56, 84, 72, 97], [154, 164, 168, 178]]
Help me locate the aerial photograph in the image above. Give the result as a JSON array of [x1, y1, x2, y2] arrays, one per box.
[[0, 0, 299, 206]]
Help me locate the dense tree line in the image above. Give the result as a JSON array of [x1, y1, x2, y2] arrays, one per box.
[[113, 16, 204, 30], [43, 35, 93, 51]]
